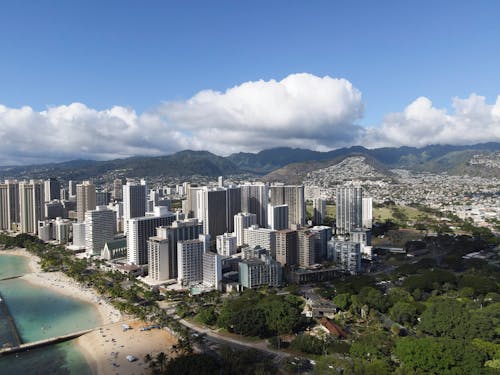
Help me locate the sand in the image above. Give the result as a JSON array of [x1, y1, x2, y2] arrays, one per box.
[[76, 320, 178, 375], [1, 248, 178, 374], [2, 248, 122, 325]]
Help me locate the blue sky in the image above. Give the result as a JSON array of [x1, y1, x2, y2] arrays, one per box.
[[0, 1, 500, 163]]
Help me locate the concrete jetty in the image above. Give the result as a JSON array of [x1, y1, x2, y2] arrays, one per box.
[[0, 291, 22, 347], [0, 328, 93, 355]]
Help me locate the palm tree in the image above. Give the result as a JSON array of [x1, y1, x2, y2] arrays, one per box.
[[155, 352, 168, 373]]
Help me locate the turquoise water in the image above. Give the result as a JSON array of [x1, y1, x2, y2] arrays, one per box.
[[0, 253, 96, 374]]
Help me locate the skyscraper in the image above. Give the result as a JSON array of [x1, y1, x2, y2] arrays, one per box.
[[0, 180, 19, 231], [123, 181, 147, 234], [85, 207, 116, 257], [127, 212, 176, 265], [113, 178, 124, 201], [240, 184, 269, 228], [268, 204, 289, 230], [147, 218, 203, 278], [336, 187, 363, 235], [234, 212, 257, 247], [275, 229, 298, 267], [177, 238, 205, 286], [362, 197, 373, 229], [243, 225, 277, 258], [270, 185, 305, 227], [313, 198, 326, 225], [76, 181, 96, 222], [44, 178, 61, 202], [197, 188, 227, 237], [19, 180, 44, 234]]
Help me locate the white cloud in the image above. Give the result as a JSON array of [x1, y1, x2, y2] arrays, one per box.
[[0, 73, 365, 164], [364, 94, 500, 148], [0, 73, 499, 166]]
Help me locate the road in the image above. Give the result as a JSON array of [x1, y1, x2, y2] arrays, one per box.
[[178, 318, 290, 364]]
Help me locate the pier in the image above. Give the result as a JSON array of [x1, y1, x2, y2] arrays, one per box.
[[0, 328, 93, 355], [0, 291, 22, 347]]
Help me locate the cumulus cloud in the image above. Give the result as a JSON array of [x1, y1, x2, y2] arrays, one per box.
[[0, 73, 499, 165], [365, 94, 500, 148]]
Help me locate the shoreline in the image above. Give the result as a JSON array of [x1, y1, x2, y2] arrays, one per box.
[[1, 248, 122, 326], [76, 319, 178, 375], [1, 248, 177, 375]]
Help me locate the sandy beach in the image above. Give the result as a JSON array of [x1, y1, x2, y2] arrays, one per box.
[[1, 248, 178, 374], [76, 319, 178, 375]]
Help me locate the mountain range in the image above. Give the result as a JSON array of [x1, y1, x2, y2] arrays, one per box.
[[0, 143, 499, 181]]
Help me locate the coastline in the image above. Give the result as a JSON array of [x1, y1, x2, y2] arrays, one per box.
[[76, 319, 178, 375], [1, 248, 178, 375], [1, 248, 122, 326]]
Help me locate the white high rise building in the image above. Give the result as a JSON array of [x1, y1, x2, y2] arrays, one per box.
[[177, 237, 205, 286], [336, 187, 363, 235], [362, 197, 373, 229], [234, 212, 257, 246], [123, 181, 147, 234], [268, 204, 288, 230], [72, 222, 86, 248], [85, 207, 116, 257], [243, 225, 277, 258], [203, 251, 222, 290], [216, 233, 237, 256], [19, 180, 44, 234]]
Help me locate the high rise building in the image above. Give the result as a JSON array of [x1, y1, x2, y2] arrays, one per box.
[[96, 191, 111, 206], [177, 238, 204, 286], [68, 180, 77, 198], [55, 217, 71, 244], [328, 239, 361, 274], [234, 212, 257, 247], [85, 207, 116, 257], [113, 178, 124, 201], [270, 185, 305, 227], [76, 181, 96, 222], [238, 250, 282, 289], [243, 225, 276, 258], [123, 182, 147, 234], [297, 228, 316, 268], [44, 178, 61, 202], [146, 218, 203, 279], [72, 222, 86, 248], [275, 229, 298, 267], [185, 185, 202, 218], [362, 197, 373, 229], [0, 181, 19, 231], [148, 237, 170, 281], [336, 187, 363, 234], [216, 233, 237, 256], [313, 198, 326, 225], [203, 251, 222, 290], [197, 188, 227, 237], [268, 204, 289, 230], [19, 180, 44, 234], [225, 187, 241, 233], [127, 212, 176, 265], [44, 200, 64, 219], [240, 184, 269, 227]]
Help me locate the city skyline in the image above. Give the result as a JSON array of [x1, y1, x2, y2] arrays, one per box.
[[1, 1, 500, 164]]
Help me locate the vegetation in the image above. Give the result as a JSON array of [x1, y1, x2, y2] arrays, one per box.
[[216, 288, 305, 337]]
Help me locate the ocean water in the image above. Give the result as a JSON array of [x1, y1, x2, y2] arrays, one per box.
[[0, 253, 97, 375]]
